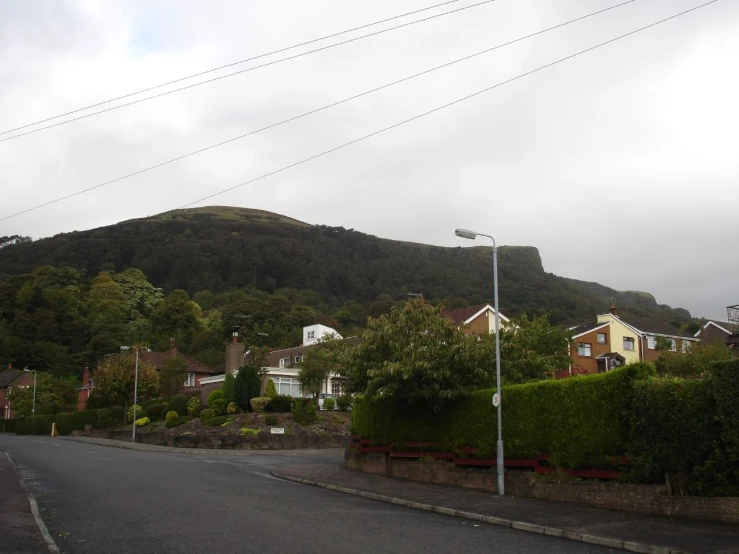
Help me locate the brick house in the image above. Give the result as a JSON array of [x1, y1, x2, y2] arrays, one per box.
[[441, 304, 509, 334], [77, 367, 93, 411], [694, 320, 732, 346], [618, 315, 698, 362], [139, 339, 218, 396], [0, 367, 35, 419]]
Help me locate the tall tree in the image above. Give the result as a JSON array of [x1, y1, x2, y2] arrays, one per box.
[[158, 356, 189, 397], [90, 352, 159, 408], [9, 373, 76, 417], [150, 289, 201, 348]]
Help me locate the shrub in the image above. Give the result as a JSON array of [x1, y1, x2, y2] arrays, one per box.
[[227, 402, 239, 415], [250, 397, 270, 413], [145, 402, 170, 421], [323, 397, 336, 411], [264, 414, 278, 426], [241, 427, 260, 436], [223, 373, 236, 404], [142, 398, 169, 409], [352, 364, 654, 467], [264, 379, 277, 398], [191, 403, 206, 417], [186, 397, 200, 415], [1, 419, 16, 433], [54, 411, 99, 435], [166, 415, 192, 428], [199, 408, 215, 421], [211, 398, 226, 416], [97, 406, 125, 428], [168, 395, 189, 417], [207, 389, 224, 407], [234, 363, 263, 411], [712, 359, 739, 457], [165, 410, 179, 422], [336, 396, 352, 411], [135, 417, 150, 427], [204, 415, 231, 426], [127, 405, 145, 423], [266, 395, 293, 413], [292, 398, 318, 426]]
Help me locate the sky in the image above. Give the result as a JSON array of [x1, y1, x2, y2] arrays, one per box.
[[0, 0, 737, 320]]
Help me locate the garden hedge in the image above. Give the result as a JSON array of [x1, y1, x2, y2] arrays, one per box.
[[168, 395, 189, 416], [145, 402, 170, 421], [16, 407, 125, 435], [166, 415, 192, 428], [1, 418, 17, 433], [352, 363, 655, 468]]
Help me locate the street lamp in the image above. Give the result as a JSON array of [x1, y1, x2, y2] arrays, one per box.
[[455, 228, 505, 496], [23, 369, 37, 417], [120, 346, 141, 443]]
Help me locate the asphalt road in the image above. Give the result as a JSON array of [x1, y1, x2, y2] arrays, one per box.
[[0, 435, 613, 554]]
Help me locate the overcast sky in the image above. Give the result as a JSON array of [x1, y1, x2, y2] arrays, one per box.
[[1, 0, 737, 320]]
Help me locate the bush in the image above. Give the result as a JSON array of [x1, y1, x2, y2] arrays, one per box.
[[191, 403, 206, 417], [186, 397, 200, 415], [264, 414, 278, 426], [250, 397, 270, 413], [323, 397, 336, 411], [142, 398, 169, 409], [199, 408, 215, 422], [266, 395, 293, 413], [97, 406, 125, 428], [168, 395, 189, 417], [166, 415, 192, 428], [54, 411, 99, 435], [223, 373, 236, 404], [336, 396, 352, 411], [127, 405, 145, 423], [135, 417, 150, 427], [227, 402, 239, 415], [165, 410, 179, 422], [207, 389, 224, 407], [712, 359, 739, 457], [352, 364, 655, 467], [292, 398, 318, 426], [0, 419, 16, 433], [264, 379, 277, 398], [203, 415, 231, 426], [145, 403, 170, 421], [211, 398, 226, 416]]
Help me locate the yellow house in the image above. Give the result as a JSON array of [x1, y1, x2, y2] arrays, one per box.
[[596, 311, 642, 364]]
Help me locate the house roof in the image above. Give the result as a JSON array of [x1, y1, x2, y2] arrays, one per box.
[[695, 320, 732, 337], [139, 349, 217, 375], [619, 316, 691, 338], [0, 368, 22, 388], [441, 303, 509, 325], [569, 322, 609, 339]]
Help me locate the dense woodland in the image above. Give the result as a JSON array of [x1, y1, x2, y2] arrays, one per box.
[[0, 206, 695, 377]]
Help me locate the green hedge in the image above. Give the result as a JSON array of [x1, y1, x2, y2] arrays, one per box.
[[166, 415, 192, 428], [145, 402, 170, 421], [168, 395, 189, 416], [353, 364, 654, 468], [1, 419, 16, 433], [16, 407, 126, 435], [203, 415, 231, 426]]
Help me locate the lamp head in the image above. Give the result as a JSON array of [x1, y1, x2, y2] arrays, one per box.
[[455, 228, 478, 240], [120, 346, 130, 351]]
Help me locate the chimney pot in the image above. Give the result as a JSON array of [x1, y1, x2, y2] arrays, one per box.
[[609, 303, 618, 315]]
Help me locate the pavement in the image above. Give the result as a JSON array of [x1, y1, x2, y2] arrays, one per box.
[[272, 462, 739, 554], [0, 434, 615, 554]]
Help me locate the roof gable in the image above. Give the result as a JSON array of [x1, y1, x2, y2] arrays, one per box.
[[619, 316, 691, 338], [695, 320, 732, 337], [441, 303, 509, 325], [139, 350, 216, 374], [0, 368, 22, 388]]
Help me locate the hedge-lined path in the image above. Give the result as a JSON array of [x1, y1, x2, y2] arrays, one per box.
[[0, 434, 612, 554], [273, 462, 739, 554]]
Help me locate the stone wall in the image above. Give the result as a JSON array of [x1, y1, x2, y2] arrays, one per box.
[[345, 450, 739, 524]]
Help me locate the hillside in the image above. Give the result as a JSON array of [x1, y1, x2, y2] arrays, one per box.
[[0, 206, 692, 325]]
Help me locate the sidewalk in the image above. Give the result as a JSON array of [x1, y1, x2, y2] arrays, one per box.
[[0, 452, 56, 553], [271, 462, 739, 554], [61, 435, 343, 457]]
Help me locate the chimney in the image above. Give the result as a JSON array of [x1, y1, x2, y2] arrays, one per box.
[[232, 332, 239, 343], [168, 338, 177, 355], [225, 334, 246, 374], [82, 367, 90, 388], [609, 303, 618, 316]]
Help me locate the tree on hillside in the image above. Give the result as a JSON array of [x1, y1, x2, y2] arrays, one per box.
[[158, 356, 189, 397], [150, 289, 201, 348], [10, 373, 76, 417], [112, 268, 164, 318], [344, 299, 492, 411], [90, 352, 158, 408]]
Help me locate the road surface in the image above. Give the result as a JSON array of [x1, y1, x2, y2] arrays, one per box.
[[0, 435, 612, 554]]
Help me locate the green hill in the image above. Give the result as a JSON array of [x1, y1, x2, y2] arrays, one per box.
[[0, 206, 691, 325]]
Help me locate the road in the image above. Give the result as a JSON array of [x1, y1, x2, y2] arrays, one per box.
[[0, 435, 612, 554]]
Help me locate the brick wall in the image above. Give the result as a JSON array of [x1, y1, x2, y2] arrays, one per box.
[[346, 451, 739, 524]]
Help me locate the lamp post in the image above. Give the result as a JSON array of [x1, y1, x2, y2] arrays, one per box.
[[23, 369, 37, 416], [120, 346, 141, 443], [455, 228, 504, 496]]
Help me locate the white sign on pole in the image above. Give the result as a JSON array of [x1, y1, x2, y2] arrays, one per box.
[[492, 393, 500, 408], [270, 428, 285, 434]]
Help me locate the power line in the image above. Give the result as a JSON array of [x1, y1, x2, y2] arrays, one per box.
[[0, 0, 497, 143], [0, 0, 637, 222], [175, 0, 718, 209]]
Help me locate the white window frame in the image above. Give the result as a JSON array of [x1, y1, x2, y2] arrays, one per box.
[[647, 336, 656, 350], [669, 338, 677, 352], [307, 330, 315, 341], [279, 357, 292, 368], [577, 343, 592, 357], [184, 373, 195, 387], [294, 355, 302, 364], [623, 337, 635, 351], [276, 377, 301, 397], [681, 340, 691, 353], [596, 333, 607, 345]]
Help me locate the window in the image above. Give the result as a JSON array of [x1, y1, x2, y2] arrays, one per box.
[[669, 339, 677, 352], [577, 343, 592, 357], [647, 336, 656, 350], [276, 377, 301, 397], [279, 357, 292, 368], [294, 355, 303, 364], [331, 380, 345, 396], [596, 333, 607, 345], [307, 330, 315, 341], [623, 337, 635, 351], [184, 373, 195, 387], [681, 340, 691, 353]]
